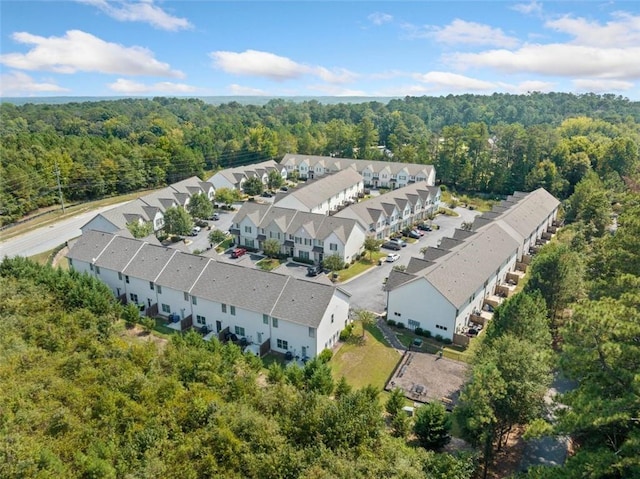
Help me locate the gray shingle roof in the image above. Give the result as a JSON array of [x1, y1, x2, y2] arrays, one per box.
[[122, 244, 178, 281], [275, 169, 363, 210], [66, 230, 116, 262], [270, 278, 340, 328], [208, 160, 281, 187], [94, 236, 145, 271], [281, 153, 435, 180], [155, 252, 210, 292]]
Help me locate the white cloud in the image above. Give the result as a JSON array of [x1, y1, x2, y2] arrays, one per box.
[[450, 44, 640, 80], [228, 84, 268, 96], [108, 78, 197, 94], [77, 0, 191, 31], [546, 12, 640, 48], [0, 71, 69, 95], [573, 78, 634, 92], [368, 12, 393, 26], [511, 0, 543, 15], [0, 30, 184, 78], [415, 71, 497, 91], [404, 19, 519, 48], [210, 49, 356, 84]]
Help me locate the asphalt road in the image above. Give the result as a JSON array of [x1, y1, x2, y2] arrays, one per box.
[[342, 207, 481, 313], [0, 201, 131, 259]]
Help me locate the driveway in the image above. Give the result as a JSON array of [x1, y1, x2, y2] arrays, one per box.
[[342, 206, 480, 313]]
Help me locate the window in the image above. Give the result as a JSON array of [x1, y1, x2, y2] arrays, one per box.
[[308, 327, 315, 338], [89, 263, 94, 271], [196, 315, 206, 325], [408, 319, 420, 330], [394, 312, 402, 317], [331, 314, 334, 323], [157, 285, 162, 294], [299, 251, 309, 260], [95, 266, 100, 274], [245, 239, 255, 248], [235, 326, 245, 336], [436, 324, 448, 331], [244, 226, 252, 233], [130, 293, 138, 303], [68, 258, 73, 266], [149, 281, 154, 290], [222, 303, 227, 313], [161, 304, 170, 313], [304, 238, 311, 246], [263, 314, 269, 324], [184, 292, 189, 301], [277, 339, 288, 350], [295, 237, 301, 244], [192, 296, 197, 305], [272, 317, 278, 328], [329, 243, 338, 251], [125, 275, 129, 284], [230, 305, 236, 316], [118, 272, 122, 280]]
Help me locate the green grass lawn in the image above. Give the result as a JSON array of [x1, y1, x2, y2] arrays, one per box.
[[334, 252, 386, 282], [331, 322, 402, 390], [392, 326, 472, 363], [257, 258, 282, 271], [215, 237, 234, 253]]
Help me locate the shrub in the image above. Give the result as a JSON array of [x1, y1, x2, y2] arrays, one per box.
[[396, 322, 405, 329], [339, 324, 353, 341], [440, 185, 447, 191], [414, 327, 424, 336], [139, 317, 155, 334], [434, 334, 443, 343], [318, 349, 333, 363], [443, 338, 453, 345], [423, 329, 432, 338], [386, 319, 396, 327]]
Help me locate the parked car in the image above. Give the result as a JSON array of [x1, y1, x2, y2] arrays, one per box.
[[190, 226, 201, 236], [307, 263, 324, 276], [386, 252, 400, 262], [404, 229, 421, 239], [417, 222, 432, 231], [280, 185, 289, 191], [382, 241, 401, 251], [231, 247, 247, 258], [261, 191, 273, 198], [210, 212, 220, 221]]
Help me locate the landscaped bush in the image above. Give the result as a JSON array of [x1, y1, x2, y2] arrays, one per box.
[[396, 322, 405, 329], [423, 329, 432, 338], [293, 256, 314, 265], [434, 334, 443, 343], [443, 338, 453, 345], [318, 348, 333, 363], [414, 327, 424, 336], [386, 319, 396, 327], [339, 324, 354, 341]]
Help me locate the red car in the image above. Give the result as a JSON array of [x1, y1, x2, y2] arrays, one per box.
[[231, 247, 247, 258]]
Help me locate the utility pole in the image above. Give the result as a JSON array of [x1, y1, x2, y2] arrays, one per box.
[[54, 161, 65, 213]]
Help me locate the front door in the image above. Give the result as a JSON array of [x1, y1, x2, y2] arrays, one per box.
[[257, 332, 263, 344], [301, 346, 307, 358], [216, 320, 222, 333]]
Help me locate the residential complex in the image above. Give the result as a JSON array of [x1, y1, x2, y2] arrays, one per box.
[[81, 176, 215, 235], [280, 153, 436, 188], [230, 203, 367, 264], [67, 230, 351, 358], [273, 168, 364, 214], [208, 160, 287, 191], [334, 181, 441, 239], [385, 188, 560, 344]]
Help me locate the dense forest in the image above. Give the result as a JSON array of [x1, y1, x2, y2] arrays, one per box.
[[1, 93, 639, 225], [0, 257, 475, 478]]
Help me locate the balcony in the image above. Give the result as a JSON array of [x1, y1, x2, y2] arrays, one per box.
[[495, 282, 517, 299]]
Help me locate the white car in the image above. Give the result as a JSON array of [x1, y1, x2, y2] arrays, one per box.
[[386, 253, 400, 262]]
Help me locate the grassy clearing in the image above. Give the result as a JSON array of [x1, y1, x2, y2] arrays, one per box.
[[257, 258, 281, 271], [334, 251, 386, 282], [331, 322, 402, 390], [392, 325, 472, 363], [215, 237, 234, 253], [29, 244, 69, 269], [153, 318, 180, 338]]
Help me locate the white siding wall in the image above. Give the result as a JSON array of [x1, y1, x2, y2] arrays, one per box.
[[127, 276, 157, 310], [96, 267, 125, 298], [341, 225, 366, 263], [387, 278, 457, 340], [158, 287, 193, 319], [315, 291, 351, 355]]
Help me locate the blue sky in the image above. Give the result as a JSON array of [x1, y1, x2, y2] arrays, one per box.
[[1, 1, 639, 99]]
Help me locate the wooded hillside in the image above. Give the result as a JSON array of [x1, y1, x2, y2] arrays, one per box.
[[2, 93, 639, 225]]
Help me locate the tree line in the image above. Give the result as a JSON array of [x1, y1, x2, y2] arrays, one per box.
[[1, 93, 639, 225]]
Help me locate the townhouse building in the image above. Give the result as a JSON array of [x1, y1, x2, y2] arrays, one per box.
[[208, 160, 287, 191], [384, 188, 560, 343], [66, 231, 351, 358], [280, 153, 436, 188], [81, 176, 215, 235], [334, 181, 441, 239], [230, 203, 367, 264], [274, 168, 364, 215]]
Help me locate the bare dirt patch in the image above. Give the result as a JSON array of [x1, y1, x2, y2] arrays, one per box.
[[121, 324, 169, 350]]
